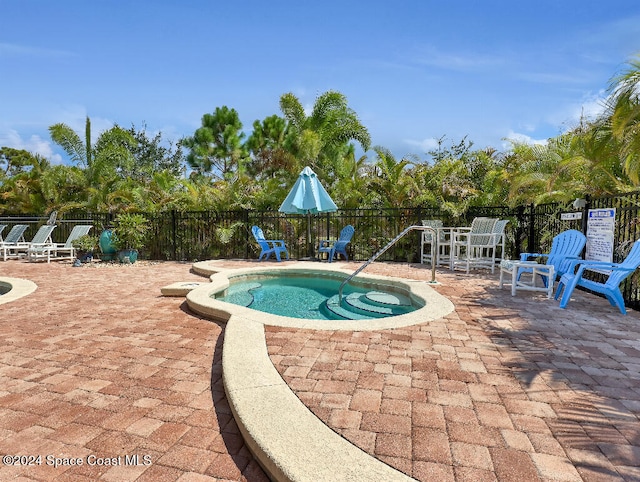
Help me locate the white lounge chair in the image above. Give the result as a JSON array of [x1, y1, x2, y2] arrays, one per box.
[[2, 224, 56, 261], [27, 225, 93, 263], [0, 224, 28, 248]]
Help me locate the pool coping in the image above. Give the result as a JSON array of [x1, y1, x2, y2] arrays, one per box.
[[187, 260, 455, 330], [180, 260, 453, 481], [0, 276, 38, 305]]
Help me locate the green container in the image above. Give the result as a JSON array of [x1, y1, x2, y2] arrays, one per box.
[[117, 249, 138, 264], [99, 229, 117, 261]]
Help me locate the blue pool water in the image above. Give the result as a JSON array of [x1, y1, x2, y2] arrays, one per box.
[[216, 275, 416, 320]]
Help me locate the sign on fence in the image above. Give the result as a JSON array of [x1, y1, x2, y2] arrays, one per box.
[[586, 208, 616, 263]]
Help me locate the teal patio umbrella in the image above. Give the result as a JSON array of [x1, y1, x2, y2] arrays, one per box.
[[279, 166, 338, 258]]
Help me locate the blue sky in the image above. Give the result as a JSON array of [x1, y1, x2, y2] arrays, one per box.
[[2, 0, 640, 165]]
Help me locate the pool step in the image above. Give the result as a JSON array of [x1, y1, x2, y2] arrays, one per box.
[[219, 282, 262, 307], [363, 290, 412, 307], [344, 292, 413, 317], [323, 294, 376, 320], [323, 291, 413, 320]]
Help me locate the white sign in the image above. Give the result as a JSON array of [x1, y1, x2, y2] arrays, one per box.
[[561, 212, 582, 220], [585, 208, 615, 263]]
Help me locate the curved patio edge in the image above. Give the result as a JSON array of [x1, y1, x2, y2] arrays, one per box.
[[0, 277, 38, 305], [223, 315, 416, 482]]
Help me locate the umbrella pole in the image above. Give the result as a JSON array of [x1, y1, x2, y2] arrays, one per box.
[[307, 212, 313, 258]]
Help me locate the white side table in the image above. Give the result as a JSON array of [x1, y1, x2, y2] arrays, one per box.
[[499, 260, 555, 298]]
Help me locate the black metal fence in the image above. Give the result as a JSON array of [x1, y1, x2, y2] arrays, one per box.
[[2, 192, 640, 308]]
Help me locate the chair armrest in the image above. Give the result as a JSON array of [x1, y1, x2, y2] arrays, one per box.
[[561, 257, 586, 273], [27, 242, 55, 250], [570, 261, 625, 279], [574, 260, 618, 272], [266, 239, 286, 248], [452, 231, 471, 242]]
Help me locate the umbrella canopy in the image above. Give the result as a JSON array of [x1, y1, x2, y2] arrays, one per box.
[[279, 166, 338, 258], [278, 166, 338, 214]]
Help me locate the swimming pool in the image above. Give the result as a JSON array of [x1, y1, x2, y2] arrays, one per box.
[[216, 274, 416, 320], [185, 262, 455, 330]]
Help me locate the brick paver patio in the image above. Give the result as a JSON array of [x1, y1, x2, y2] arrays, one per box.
[[0, 260, 268, 482], [1, 259, 639, 481], [266, 263, 640, 482]]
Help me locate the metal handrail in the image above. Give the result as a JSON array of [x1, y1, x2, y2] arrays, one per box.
[[338, 225, 437, 304]]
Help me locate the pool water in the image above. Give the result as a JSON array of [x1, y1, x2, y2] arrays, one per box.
[[216, 275, 416, 320]]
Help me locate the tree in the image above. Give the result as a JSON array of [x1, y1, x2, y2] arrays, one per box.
[[279, 90, 371, 183], [49, 116, 137, 185], [244, 114, 297, 180], [0, 152, 45, 213], [181, 106, 247, 179], [606, 55, 640, 184], [369, 147, 417, 208], [331, 145, 374, 209], [126, 124, 185, 181], [0, 147, 40, 178]]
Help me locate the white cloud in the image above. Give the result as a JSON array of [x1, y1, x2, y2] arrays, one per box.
[[53, 105, 114, 137], [0, 42, 74, 58], [502, 131, 548, 147], [0, 130, 63, 164], [411, 45, 504, 71], [546, 89, 609, 132], [404, 137, 440, 153]]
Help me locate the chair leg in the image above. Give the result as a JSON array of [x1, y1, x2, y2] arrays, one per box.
[[558, 276, 577, 308]]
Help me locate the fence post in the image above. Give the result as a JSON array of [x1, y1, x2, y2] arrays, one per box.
[[581, 195, 590, 235], [171, 210, 177, 261], [528, 203, 536, 254], [244, 209, 250, 260]]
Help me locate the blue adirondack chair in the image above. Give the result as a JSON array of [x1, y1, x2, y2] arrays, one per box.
[[318, 225, 354, 262], [251, 226, 289, 262], [555, 239, 640, 314], [518, 229, 586, 287]]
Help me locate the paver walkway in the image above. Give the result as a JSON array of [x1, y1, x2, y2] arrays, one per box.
[[0, 260, 268, 481], [265, 263, 640, 482], [1, 259, 639, 481]]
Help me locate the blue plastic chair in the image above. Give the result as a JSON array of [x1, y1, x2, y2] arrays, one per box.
[[251, 226, 289, 262], [555, 239, 640, 314], [318, 225, 354, 262], [518, 229, 586, 287]]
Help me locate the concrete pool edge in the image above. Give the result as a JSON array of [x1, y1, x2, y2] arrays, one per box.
[[0, 277, 37, 305], [181, 261, 453, 480], [188, 260, 455, 330], [223, 315, 415, 482]]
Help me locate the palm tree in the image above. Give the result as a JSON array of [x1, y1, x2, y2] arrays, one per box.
[[49, 116, 136, 186], [369, 147, 417, 208], [606, 55, 640, 184], [279, 90, 371, 183]]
